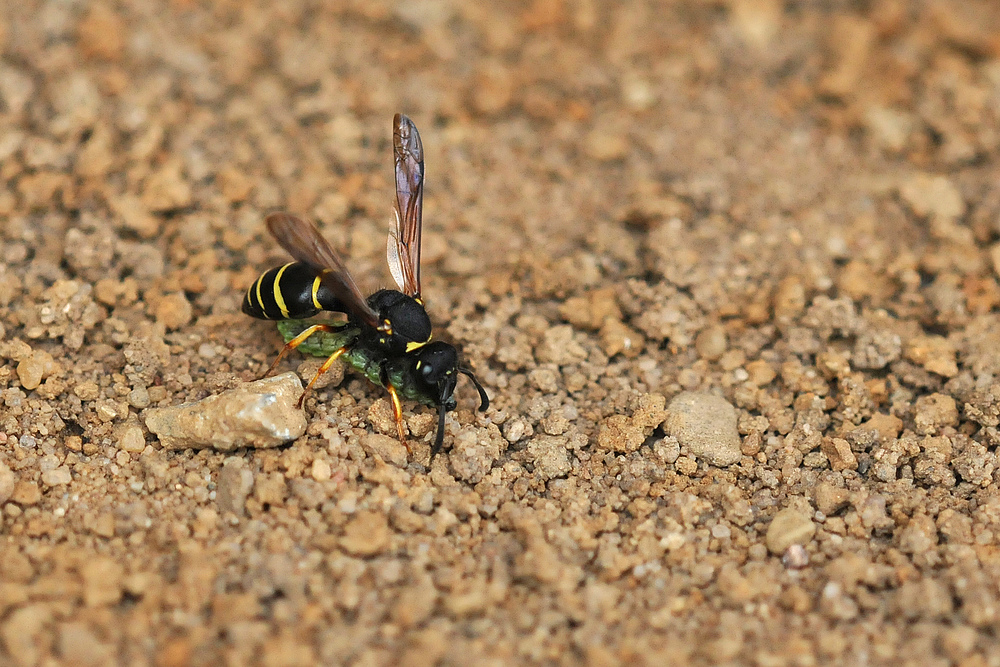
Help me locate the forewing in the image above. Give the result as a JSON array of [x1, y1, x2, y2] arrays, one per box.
[[386, 215, 406, 292], [391, 113, 424, 297], [265, 212, 379, 328]]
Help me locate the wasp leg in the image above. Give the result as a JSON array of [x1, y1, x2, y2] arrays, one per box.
[[298, 346, 347, 408], [385, 383, 409, 452], [263, 324, 340, 379]]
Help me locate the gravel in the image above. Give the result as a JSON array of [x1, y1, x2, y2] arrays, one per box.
[[664, 392, 742, 467], [143, 372, 307, 451], [2, 1, 1000, 664]]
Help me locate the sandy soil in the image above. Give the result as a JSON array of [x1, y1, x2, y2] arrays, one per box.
[[2, 0, 1000, 665]]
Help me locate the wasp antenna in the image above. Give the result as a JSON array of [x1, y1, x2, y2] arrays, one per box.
[[460, 368, 490, 412], [429, 402, 447, 463]]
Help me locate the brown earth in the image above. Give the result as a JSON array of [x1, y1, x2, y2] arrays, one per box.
[[2, 1, 1000, 665]]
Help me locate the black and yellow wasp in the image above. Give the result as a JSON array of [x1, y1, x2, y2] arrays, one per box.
[[243, 114, 489, 459]]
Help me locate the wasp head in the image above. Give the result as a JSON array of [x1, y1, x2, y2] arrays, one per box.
[[414, 342, 460, 407], [415, 342, 491, 462]]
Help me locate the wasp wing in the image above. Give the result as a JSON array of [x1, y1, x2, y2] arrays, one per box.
[[386, 214, 406, 293], [265, 212, 380, 329], [389, 113, 424, 298]]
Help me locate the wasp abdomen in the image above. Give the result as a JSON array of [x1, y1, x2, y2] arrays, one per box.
[[243, 262, 335, 320]]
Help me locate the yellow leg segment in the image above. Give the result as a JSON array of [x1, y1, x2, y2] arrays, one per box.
[[263, 324, 338, 379], [297, 347, 346, 408], [387, 384, 409, 452]]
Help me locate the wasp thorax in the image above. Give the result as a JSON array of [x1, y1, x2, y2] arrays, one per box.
[[368, 289, 432, 352]]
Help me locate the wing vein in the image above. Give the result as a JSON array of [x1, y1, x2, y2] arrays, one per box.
[[390, 113, 425, 298]]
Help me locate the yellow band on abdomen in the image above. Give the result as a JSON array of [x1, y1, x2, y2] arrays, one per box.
[[311, 275, 323, 310], [254, 275, 267, 319], [273, 263, 293, 318]]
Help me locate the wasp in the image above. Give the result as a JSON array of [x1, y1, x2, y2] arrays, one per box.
[[243, 114, 489, 460]]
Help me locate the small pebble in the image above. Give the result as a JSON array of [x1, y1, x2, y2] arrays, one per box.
[[711, 523, 732, 540], [621, 74, 656, 111], [598, 415, 646, 454], [3, 606, 47, 667], [360, 433, 408, 467], [127, 387, 150, 409], [57, 623, 113, 667], [118, 424, 146, 453], [90, 513, 115, 538], [471, 60, 514, 116], [296, 357, 344, 390], [664, 392, 741, 466], [11, 481, 41, 506], [406, 413, 436, 439], [820, 437, 858, 472], [528, 367, 559, 394], [782, 544, 810, 569], [674, 456, 698, 476], [536, 326, 588, 366], [340, 511, 391, 556], [898, 173, 965, 225], [0, 461, 16, 504], [153, 293, 193, 331], [864, 105, 913, 153], [77, 4, 128, 61], [144, 372, 306, 451], [526, 436, 571, 480], [766, 508, 816, 555], [217, 166, 253, 203], [80, 557, 123, 607], [16, 357, 44, 390], [111, 194, 161, 238], [15, 350, 55, 391], [599, 318, 644, 358], [813, 482, 850, 516], [74, 381, 100, 401], [899, 514, 938, 555], [253, 472, 286, 507], [310, 458, 332, 482], [597, 394, 666, 454], [41, 467, 72, 487], [904, 335, 958, 378], [503, 417, 533, 443], [653, 437, 680, 464], [584, 128, 629, 162], [367, 399, 400, 438], [729, 0, 781, 48], [695, 325, 727, 361], [913, 393, 959, 434], [860, 412, 903, 441], [142, 160, 192, 211], [96, 400, 120, 422], [817, 15, 874, 98]]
